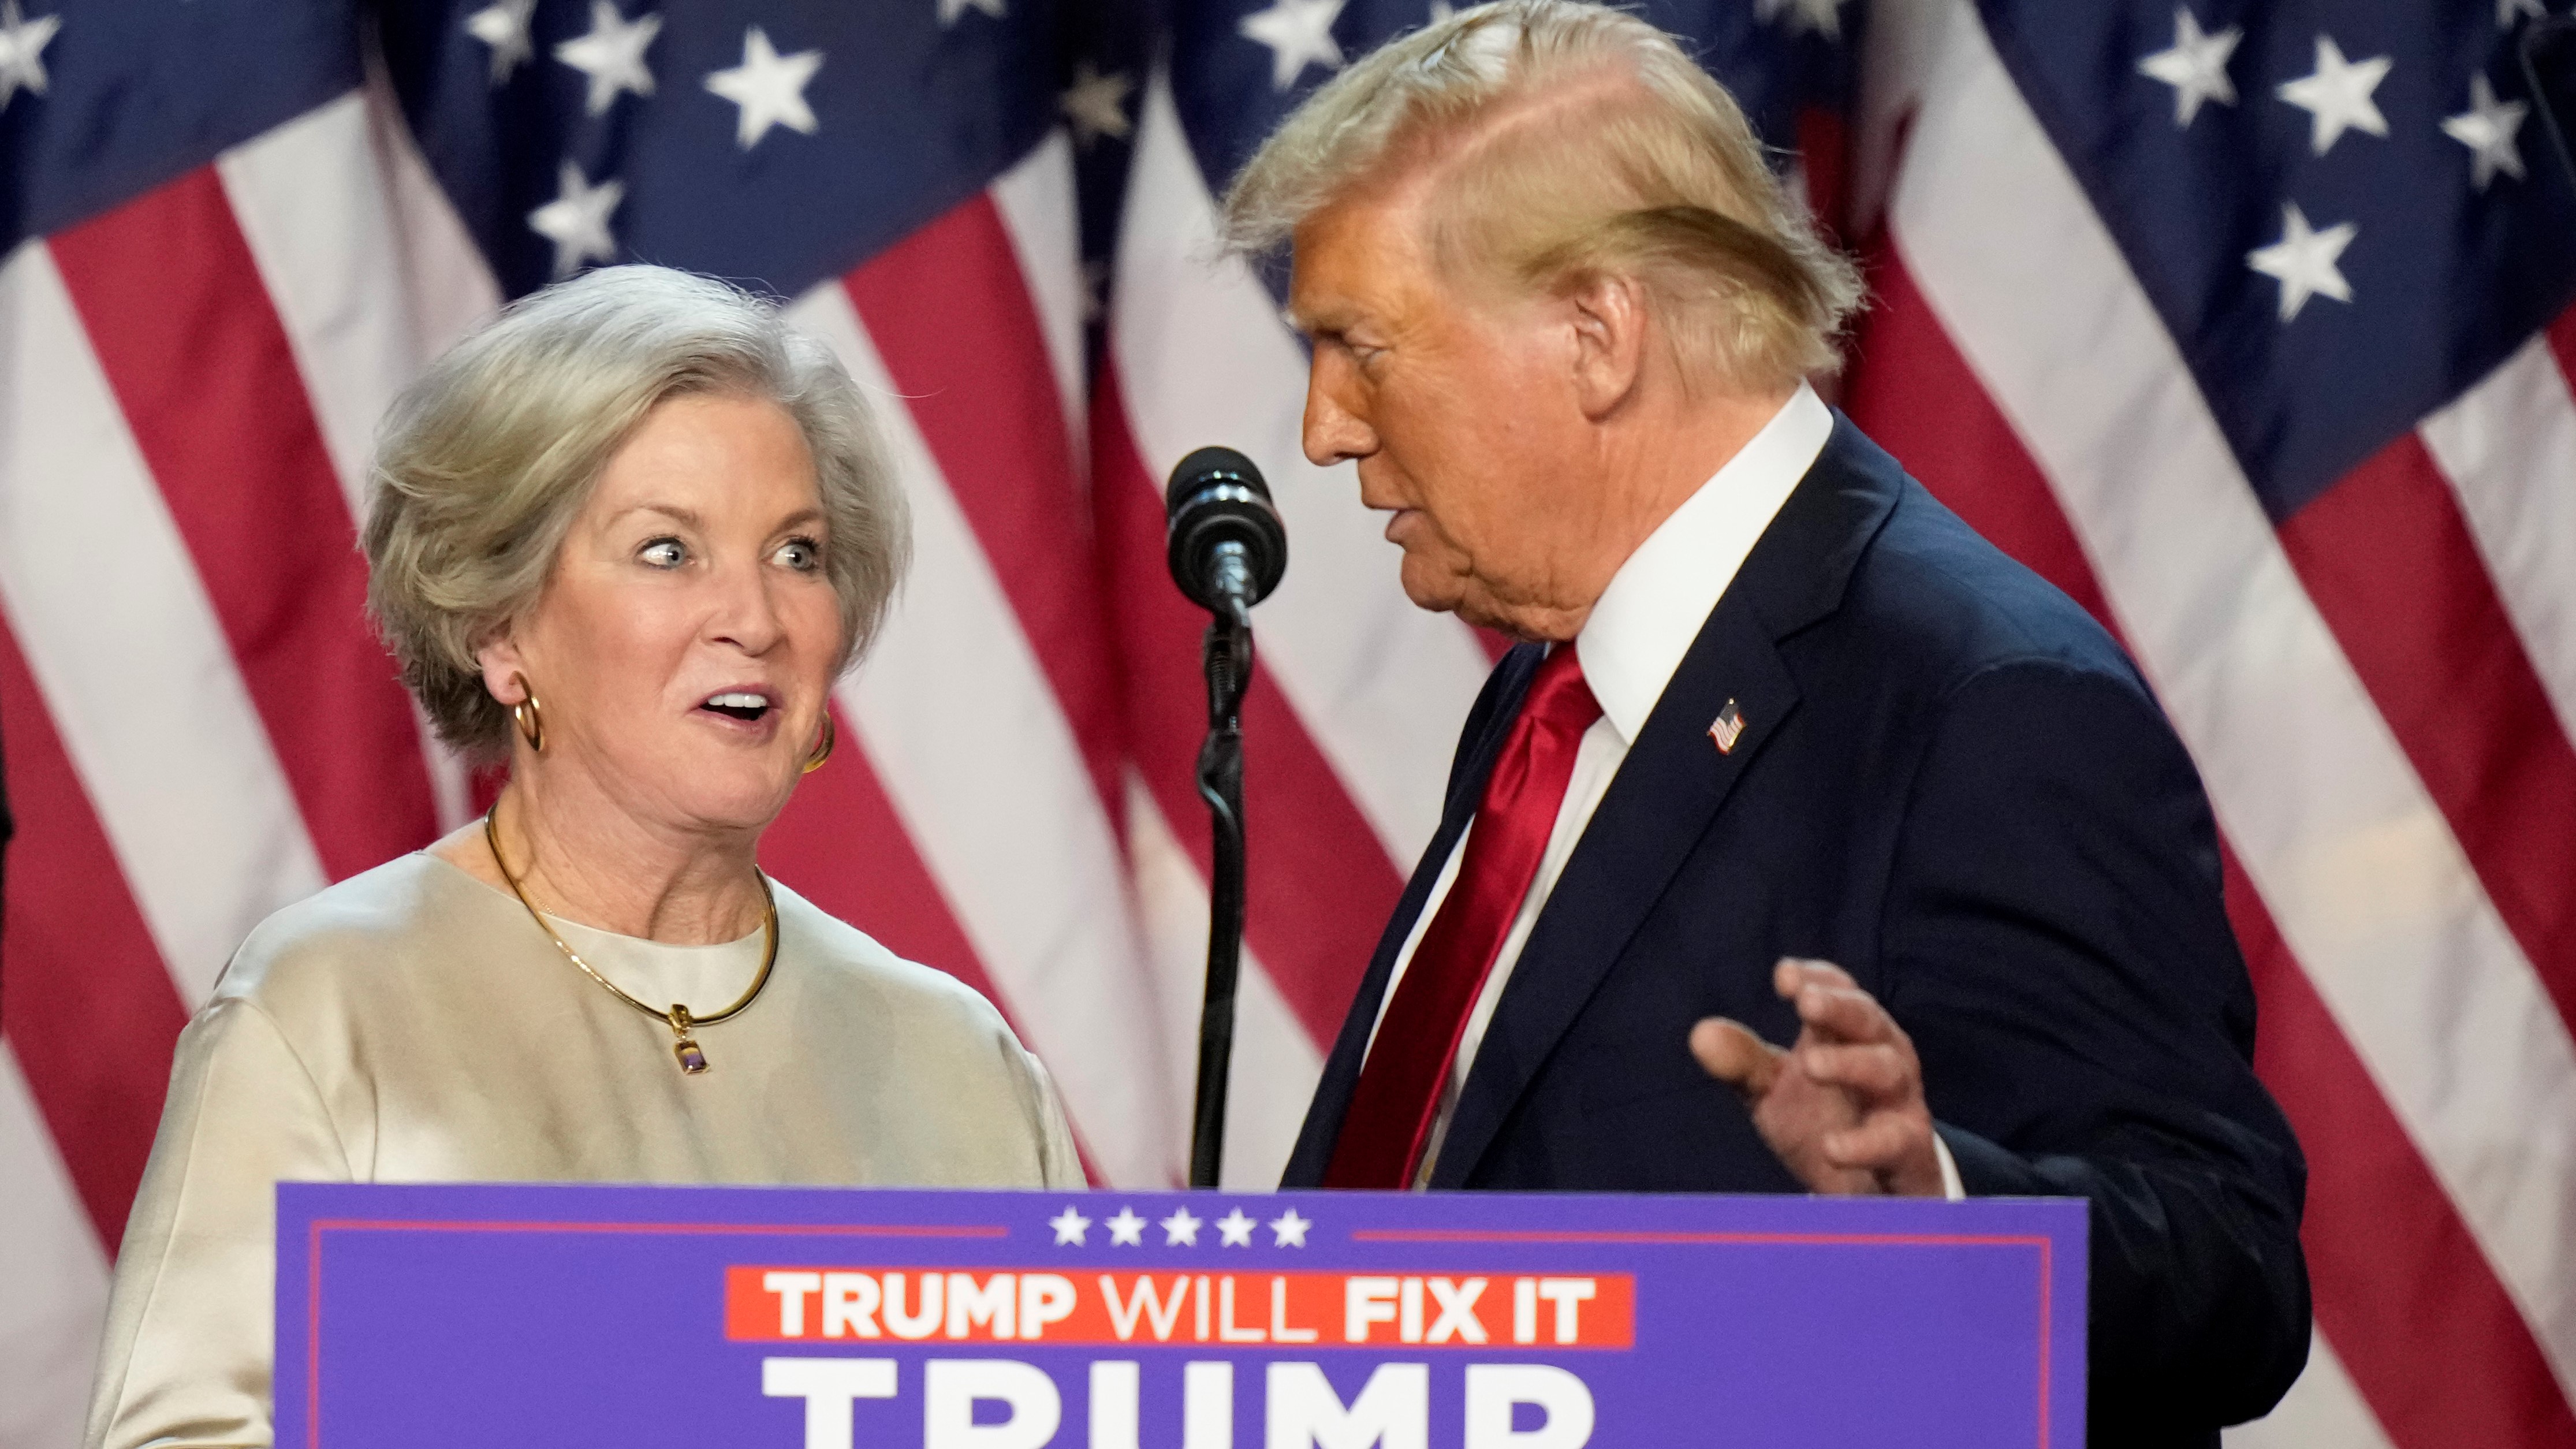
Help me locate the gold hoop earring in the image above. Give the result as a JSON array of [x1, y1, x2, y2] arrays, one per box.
[[510, 676, 545, 754], [803, 714, 836, 774]]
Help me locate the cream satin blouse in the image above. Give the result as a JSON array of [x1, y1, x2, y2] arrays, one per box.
[[83, 852, 1082, 1449]]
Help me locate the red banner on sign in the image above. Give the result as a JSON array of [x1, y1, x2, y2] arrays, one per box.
[[724, 1268, 1635, 1350]]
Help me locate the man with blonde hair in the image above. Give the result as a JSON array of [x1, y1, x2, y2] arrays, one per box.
[[1237, 4, 2307, 1443]]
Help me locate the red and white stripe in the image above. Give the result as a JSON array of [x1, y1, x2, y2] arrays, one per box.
[[1849, 3, 2576, 1442], [1091, 72, 1496, 1183], [0, 87, 531, 1442]]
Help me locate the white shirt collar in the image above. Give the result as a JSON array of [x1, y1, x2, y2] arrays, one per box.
[[1574, 383, 1833, 745]]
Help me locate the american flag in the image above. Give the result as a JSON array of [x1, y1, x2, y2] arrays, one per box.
[[1837, 2, 2576, 1443], [1, 0, 2570, 1446]]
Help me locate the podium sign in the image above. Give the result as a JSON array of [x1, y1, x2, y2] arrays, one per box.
[[274, 1183, 2084, 1448]]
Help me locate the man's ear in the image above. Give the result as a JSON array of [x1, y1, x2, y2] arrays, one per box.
[[1565, 270, 1650, 422]]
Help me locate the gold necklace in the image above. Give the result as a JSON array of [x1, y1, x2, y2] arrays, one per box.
[[482, 809, 777, 1075]]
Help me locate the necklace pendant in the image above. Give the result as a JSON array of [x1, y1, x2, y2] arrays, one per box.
[[668, 1004, 709, 1075]]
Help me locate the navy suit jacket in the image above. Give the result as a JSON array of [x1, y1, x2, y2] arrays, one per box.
[[1281, 416, 2309, 1446]]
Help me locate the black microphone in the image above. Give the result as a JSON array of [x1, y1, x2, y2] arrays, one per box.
[[2526, 17, 2576, 191], [1165, 446, 1288, 625], [1162, 446, 1285, 1188]]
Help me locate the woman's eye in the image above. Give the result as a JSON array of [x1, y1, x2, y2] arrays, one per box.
[[774, 538, 822, 571], [640, 538, 687, 568]]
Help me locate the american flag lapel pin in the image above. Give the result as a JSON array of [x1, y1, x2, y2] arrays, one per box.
[[1709, 698, 1746, 754]]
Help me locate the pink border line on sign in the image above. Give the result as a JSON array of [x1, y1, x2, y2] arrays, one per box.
[[1351, 1228, 2057, 1449], [303, 1218, 1009, 1449]]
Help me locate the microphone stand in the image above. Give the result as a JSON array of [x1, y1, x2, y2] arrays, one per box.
[[1188, 595, 1254, 1189]]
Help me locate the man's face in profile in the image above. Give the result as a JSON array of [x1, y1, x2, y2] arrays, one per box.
[[1287, 188, 1603, 638]]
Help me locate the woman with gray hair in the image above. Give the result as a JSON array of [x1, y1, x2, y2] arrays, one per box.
[[83, 265, 1081, 1449]]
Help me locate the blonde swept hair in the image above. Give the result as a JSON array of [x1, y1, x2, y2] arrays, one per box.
[[363, 265, 910, 758], [1222, 0, 1862, 391]]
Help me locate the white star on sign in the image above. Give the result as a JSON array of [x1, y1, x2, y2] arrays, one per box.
[[704, 26, 822, 150], [1061, 61, 1133, 149], [2443, 73, 2529, 191], [1268, 1209, 1313, 1248], [1048, 1206, 1091, 1245], [2275, 36, 2391, 157], [0, 0, 62, 114], [1160, 1207, 1203, 1247], [2499, 0, 2544, 27], [2246, 202, 2355, 323], [528, 161, 624, 279], [465, 0, 535, 84], [1755, 0, 1850, 40], [1105, 1206, 1147, 1246], [554, 1, 661, 117], [1239, 0, 1345, 92], [1216, 1209, 1258, 1247], [938, 0, 1006, 28], [2137, 8, 2240, 128]]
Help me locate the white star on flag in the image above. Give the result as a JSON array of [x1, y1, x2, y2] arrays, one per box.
[[704, 26, 822, 150], [1160, 1207, 1204, 1247], [465, 0, 535, 85], [1239, 0, 1346, 92], [554, 1, 661, 117], [1216, 1209, 1257, 1247], [1754, 0, 1849, 39], [1105, 1207, 1147, 1246], [1060, 61, 1134, 149], [2247, 202, 2356, 323], [2499, 0, 2545, 26], [2275, 35, 2392, 157], [0, 0, 62, 113], [1268, 1209, 1313, 1248], [528, 161, 625, 278], [2137, 8, 2240, 128], [937, 0, 1006, 29], [2442, 73, 2529, 191], [1048, 1206, 1091, 1246]]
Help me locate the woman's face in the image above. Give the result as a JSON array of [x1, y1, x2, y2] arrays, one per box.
[[482, 393, 845, 836]]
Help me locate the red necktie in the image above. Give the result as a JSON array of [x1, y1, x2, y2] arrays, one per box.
[[1324, 645, 1603, 1189]]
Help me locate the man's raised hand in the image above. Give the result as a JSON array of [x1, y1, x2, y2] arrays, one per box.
[[1688, 958, 1945, 1197]]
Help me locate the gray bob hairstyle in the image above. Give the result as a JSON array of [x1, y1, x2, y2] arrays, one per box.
[[363, 265, 909, 758], [1222, 0, 1863, 391]]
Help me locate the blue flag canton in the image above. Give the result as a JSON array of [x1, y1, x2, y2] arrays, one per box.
[[1169, 0, 1862, 225], [0, 0, 359, 255], [378, 0, 1070, 301], [1984, 0, 2576, 522]]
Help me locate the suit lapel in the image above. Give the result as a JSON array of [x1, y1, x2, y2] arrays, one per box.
[[1427, 415, 1903, 1188], [1426, 611, 1799, 1186]]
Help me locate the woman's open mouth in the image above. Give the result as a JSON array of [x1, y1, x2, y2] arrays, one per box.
[[700, 690, 774, 722]]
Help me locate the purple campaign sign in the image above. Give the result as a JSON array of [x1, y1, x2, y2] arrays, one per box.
[[274, 1183, 2083, 1448]]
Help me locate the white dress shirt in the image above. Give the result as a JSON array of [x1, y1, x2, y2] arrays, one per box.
[[1364, 384, 1963, 1197]]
